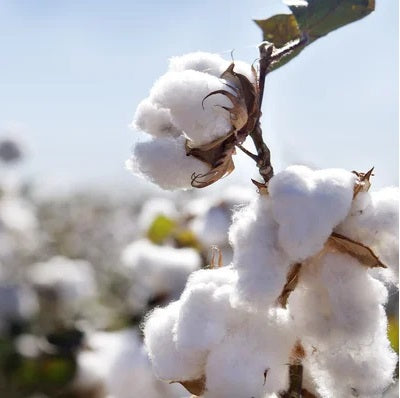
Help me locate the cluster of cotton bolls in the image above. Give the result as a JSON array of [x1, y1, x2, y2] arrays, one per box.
[[127, 52, 255, 190], [144, 165, 399, 398]]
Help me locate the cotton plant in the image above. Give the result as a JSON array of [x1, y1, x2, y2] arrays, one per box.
[[72, 328, 185, 398], [27, 256, 98, 330], [120, 239, 202, 316], [127, 2, 398, 397]]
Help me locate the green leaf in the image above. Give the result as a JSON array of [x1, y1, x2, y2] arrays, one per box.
[[289, 0, 375, 39], [147, 215, 176, 244], [255, 0, 375, 70], [254, 14, 301, 48]]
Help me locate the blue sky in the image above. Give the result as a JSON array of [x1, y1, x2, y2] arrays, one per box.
[[0, 0, 398, 191]]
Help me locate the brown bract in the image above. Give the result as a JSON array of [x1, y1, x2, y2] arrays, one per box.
[[172, 376, 206, 396], [187, 63, 260, 188]]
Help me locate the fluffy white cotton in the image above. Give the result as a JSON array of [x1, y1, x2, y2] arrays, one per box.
[[76, 328, 184, 398], [144, 301, 206, 381], [121, 239, 201, 313], [174, 267, 237, 352], [133, 98, 181, 138], [0, 196, 37, 233], [28, 256, 97, 304], [127, 136, 210, 190], [188, 185, 255, 249], [229, 196, 291, 307], [336, 187, 399, 285], [168, 51, 228, 77], [204, 314, 294, 398], [190, 205, 232, 247], [268, 165, 356, 262], [289, 251, 397, 397], [150, 70, 234, 145]]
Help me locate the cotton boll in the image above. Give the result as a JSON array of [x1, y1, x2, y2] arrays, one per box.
[[150, 70, 234, 145], [336, 187, 399, 285], [121, 239, 201, 308], [229, 197, 291, 308], [190, 205, 232, 247], [268, 166, 356, 262], [133, 98, 181, 138], [289, 252, 396, 398], [143, 302, 206, 381], [0, 195, 38, 233], [289, 253, 388, 341], [168, 52, 228, 77], [184, 265, 237, 291], [104, 329, 184, 398], [204, 315, 294, 398], [304, 329, 397, 398], [174, 276, 237, 352], [127, 136, 210, 190], [28, 256, 97, 305]]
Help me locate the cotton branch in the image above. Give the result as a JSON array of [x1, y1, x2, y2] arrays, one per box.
[[249, 37, 308, 186]]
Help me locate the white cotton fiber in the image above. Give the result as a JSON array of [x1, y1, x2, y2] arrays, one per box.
[[168, 52, 228, 77], [190, 205, 232, 247], [174, 268, 237, 352], [143, 301, 206, 381], [204, 315, 294, 398], [133, 98, 181, 138], [229, 197, 291, 307], [268, 165, 356, 262], [289, 251, 397, 398], [336, 187, 399, 285], [126, 136, 210, 190], [121, 239, 201, 310], [28, 256, 97, 304], [150, 70, 234, 145]]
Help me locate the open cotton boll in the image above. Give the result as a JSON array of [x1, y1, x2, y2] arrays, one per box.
[[144, 301, 206, 381], [150, 70, 234, 146], [304, 329, 397, 398], [289, 253, 389, 341], [121, 239, 201, 304], [28, 256, 97, 304], [168, 51, 228, 77], [289, 252, 396, 397], [204, 315, 294, 398], [127, 136, 210, 190], [229, 197, 291, 307], [132, 98, 181, 138], [268, 166, 356, 262], [336, 187, 399, 285], [104, 329, 184, 398], [190, 205, 232, 247], [174, 276, 238, 352]]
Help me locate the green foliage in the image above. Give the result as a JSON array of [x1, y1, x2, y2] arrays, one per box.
[[255, 0, 375, 69], [388, 316, 399, 353], [147, 215, 176, 244]]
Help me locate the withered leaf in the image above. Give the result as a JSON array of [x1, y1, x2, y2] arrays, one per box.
[[277, 263, 302, 308], [328, 232, 386, 268], [352, 167, 374, 198], [172, 376, 206, 396], [187, 133, 236, 188]]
